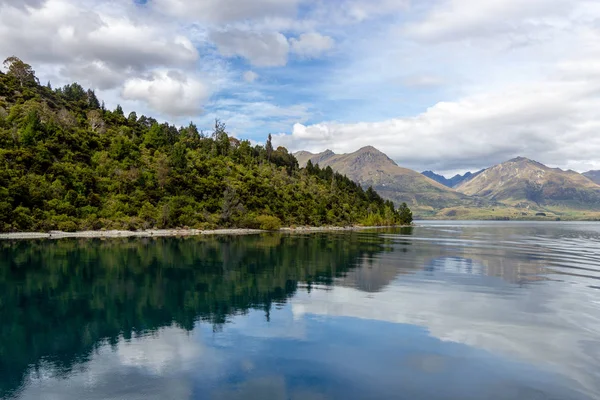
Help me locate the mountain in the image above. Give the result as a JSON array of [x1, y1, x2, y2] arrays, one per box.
[[456, 157, 600, 209], [422, 170, 484, 188], [0, 57, 411, 232], [294, 147, 485, 217], [583, 170, 600, 185]]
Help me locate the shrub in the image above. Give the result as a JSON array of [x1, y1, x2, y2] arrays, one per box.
[[254, 215, 282, 230], [57, 220, 78, 232]]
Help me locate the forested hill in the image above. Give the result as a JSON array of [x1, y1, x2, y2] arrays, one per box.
[[0, 57, 411, 232]]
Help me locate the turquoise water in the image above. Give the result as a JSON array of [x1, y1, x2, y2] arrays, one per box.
[[1, 222, 599, 399]]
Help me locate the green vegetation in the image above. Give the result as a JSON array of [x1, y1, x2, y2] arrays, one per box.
[[432, 205, 600, 221], [0, 57, 412, 232]]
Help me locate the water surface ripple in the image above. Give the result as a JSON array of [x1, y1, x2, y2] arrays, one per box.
[[1, 221, 599, 399]]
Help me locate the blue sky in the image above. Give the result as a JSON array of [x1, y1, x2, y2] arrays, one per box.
[[1, 0, 599, 174]]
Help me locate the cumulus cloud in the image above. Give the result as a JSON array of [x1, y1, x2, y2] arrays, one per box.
[[210, 29, 290, 67], [0, 0, 198, 89], [122, 70, 209, 117], [404, 0, 575, 42], [243, 71, 258, 83], [197, 98, 311, 136], [60, 61, 123, 90], [150, 0, 300, 23], [272, 0, 600, 173], [290, 32, 334, 58], [0, 0, 46, 8], [2, 0, 600, 174], [275, 72, 600, 173]]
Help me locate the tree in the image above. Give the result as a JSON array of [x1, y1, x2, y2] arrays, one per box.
[[127, 112, 138, 125], [87, 110, 106, 133], [19, 110, 42, 146], [266, 134, 273, 161], [3, 57, 38, 87], [144, 123, 167, 149], [212, 119, 229, 156], [87, 89, 100, 109], [398, 202, 413, 225], [212, 119, 226, 141], [60, 83, 86, 102], [0, 57, 412, 232]]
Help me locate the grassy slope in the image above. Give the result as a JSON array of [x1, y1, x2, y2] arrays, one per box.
[[446, 157, 600, 220], [456, 157, 600, 208]]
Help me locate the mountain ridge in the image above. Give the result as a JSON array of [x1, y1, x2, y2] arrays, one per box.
[[296, 148, 600, 220], [455, 157, 600, 209], [294, 147, 486, 218], [422, 170, 484, 188], [583, 170, 600, 185]]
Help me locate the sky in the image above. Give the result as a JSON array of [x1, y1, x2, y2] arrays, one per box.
[[0, 0, 599, 175]]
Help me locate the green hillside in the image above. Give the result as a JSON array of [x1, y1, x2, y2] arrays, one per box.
[[0, 57, 411, 232]]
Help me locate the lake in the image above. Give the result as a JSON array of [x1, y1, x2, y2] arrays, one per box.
[[1, 221, 599, 400]]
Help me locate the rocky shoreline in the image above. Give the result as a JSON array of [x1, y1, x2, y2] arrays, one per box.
[[0, 225, 402, 240]]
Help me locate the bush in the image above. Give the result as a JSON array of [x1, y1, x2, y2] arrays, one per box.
[[13, 206, 34, 230], [57, 220, 78, 232], [254, 215, 282, 230], [360, 212, 383, 227]]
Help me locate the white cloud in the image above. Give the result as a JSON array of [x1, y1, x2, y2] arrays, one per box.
[[273, 0, 600, 173], [243, 70, 258, 83], [299, 0, 410, 26], [0, 0, 45, 8], [197, 98, 311, 136], [275, 72, 600, 172], [290, 32, 334, 58], [122, 70, 209, 117], [404, 0, 575, 42], [210, 29, 290, 67], [150, 0, 301, 23], [2, 0, 600, 173], [60, 61, 123, 90], [0, 0, 198, 89]]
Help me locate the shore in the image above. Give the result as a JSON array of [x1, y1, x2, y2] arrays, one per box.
[[0, 225, 401, 240]]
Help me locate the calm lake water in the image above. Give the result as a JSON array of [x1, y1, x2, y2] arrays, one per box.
[[1, 221, 600, 400]]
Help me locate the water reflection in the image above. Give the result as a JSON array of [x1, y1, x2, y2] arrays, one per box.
[[0, 232, 398, 398], [1, 223, 600, 399]]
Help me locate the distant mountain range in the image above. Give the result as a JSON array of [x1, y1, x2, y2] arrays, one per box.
[[295, 147, 487, 218], [295, 148, 600, 220], [584, 170, 600, 185], [456, 157, 600, 209], [422, 170, 484, 188]]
